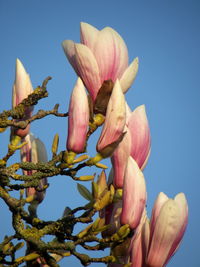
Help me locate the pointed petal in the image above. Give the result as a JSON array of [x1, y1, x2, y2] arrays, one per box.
[[165, 193, 188, 265], [80, 22, 99, 51], [111, 126, 132, 188], [94, 27, 128, 82], [74, 43, 101, 101], [120, 57, 139, 93], [97, 80, 126, 155], [63, 41, 101, 101], [67, 78, 89, 153], [147, 199, 184, 267], [12, 59, 33, 138], [121, 157, 147, 229], [13, 58, 33, 106], [150, 192, 169, 240], [128, 105, 151, 170], [62, 40, 80, 75]]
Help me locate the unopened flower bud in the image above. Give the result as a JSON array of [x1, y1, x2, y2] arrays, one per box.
[[67, 78, 89, 153], [121, 157, 146, 229], [12, 59, 33, 138]]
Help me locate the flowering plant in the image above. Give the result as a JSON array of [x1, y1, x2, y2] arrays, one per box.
[[0, 22, 188, 267]]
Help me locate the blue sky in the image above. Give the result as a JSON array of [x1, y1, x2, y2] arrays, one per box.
[[0, 1, 199, 266]]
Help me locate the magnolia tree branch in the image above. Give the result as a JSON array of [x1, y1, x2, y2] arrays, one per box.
[[0, 78, 129, 266], [0, 77, 68, 130], [0, 23, 188, 266]]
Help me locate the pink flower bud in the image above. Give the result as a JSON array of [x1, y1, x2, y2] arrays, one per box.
[[129, 193, 188, 267], [146, 193, 188, 267], [121, 157, 147, 229], [96, 80, 126, 158], [62, 22, 138, 102], [67, 78, 89, 153], [127, 105, 151, 170], [111, 126, 131, 188], [21, 133, 48, 204], [12, 59, 33, 138]]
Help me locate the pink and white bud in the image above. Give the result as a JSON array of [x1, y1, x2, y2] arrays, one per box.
[[12, 59, 33, 138], [67, 78, 89, 153], [127, 105, 151, 170], [62, 22, 138, 102], [96, 80, 126, 158], [121, 157, 147, 229], [21, 133, 48, 203], [146, 193, 188, 267], [111, 126, 131, 188]]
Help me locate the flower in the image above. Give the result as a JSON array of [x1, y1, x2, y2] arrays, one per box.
[[130, 192, 188, 267], [111, 126, 132, 188], [12, 59, 33, 138], [146, 192, 188, 267], [127, 105, 151, 170], [111, 104, 150, 188], [121, 156, 147, 229], [67, 78, 89, 153], [62, 22, 138, 102]]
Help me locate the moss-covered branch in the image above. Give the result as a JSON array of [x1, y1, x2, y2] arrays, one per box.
[[0, 75, 129, 267]]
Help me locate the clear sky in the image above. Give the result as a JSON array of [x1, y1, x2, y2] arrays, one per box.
[[0, 1, 199, 266]]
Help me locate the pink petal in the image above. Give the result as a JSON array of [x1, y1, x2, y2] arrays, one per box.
[[74, 43, 102, 101], [67, 78, 89, 153], [130, 211, 149, 267], [93, 27, 128, 83], [12, 59, 33, 138], [164, 193, 188, 265], [111, 126, 131, 188], [120, 57, 139, 93], [121, 157, 147, 229], [128, 105, 151, 170], [147, 199, 184, 267], [62, 40, 80, 76], [13, 58, 33, 106], [150, 192, 169, 240], [63, 41, 101, 101], [97, 80, 126, 153], [80, 22, 99, 51], [131, 230, 143, 267]]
